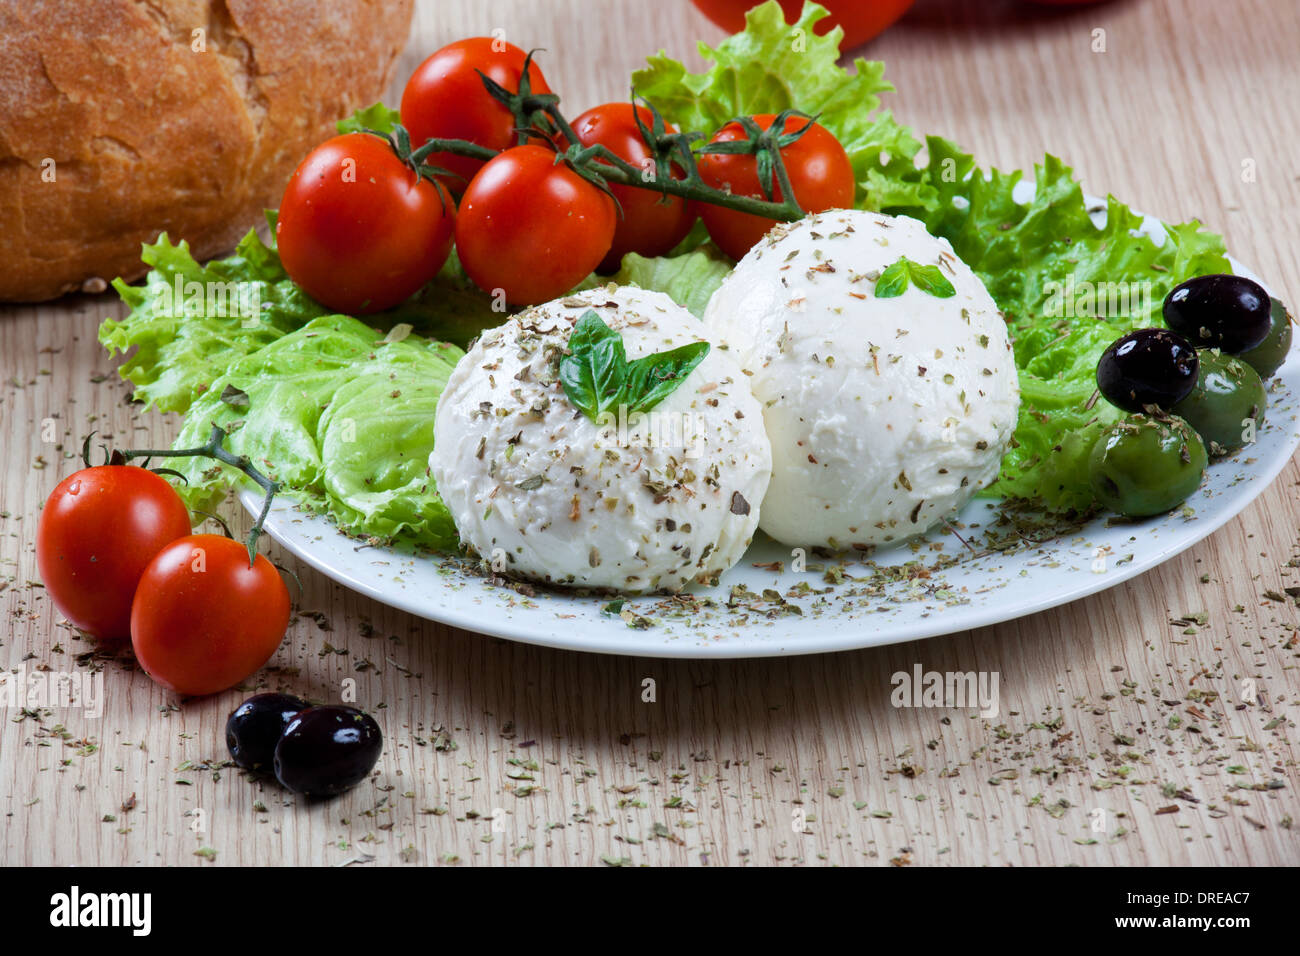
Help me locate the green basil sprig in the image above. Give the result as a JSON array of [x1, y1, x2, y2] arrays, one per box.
[[874, 257, 957, 299], [559, 311, 710, 422]]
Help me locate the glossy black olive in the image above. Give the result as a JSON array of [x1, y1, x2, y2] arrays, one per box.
[[226, 693, 309, 771], [1096, 328, 1199, 412], [273, 705, 382, 797], [1162, 273, 1271, 353]]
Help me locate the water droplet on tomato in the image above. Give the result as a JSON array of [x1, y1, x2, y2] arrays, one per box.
[[68, 480, 81, 495]]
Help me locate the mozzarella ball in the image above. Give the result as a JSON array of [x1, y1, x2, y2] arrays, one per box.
[[703, 210, 1020, 548], [431, 286, 772, 591]]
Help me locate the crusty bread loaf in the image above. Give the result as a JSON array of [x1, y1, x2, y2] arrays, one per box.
[[0, 0, 413, 302]]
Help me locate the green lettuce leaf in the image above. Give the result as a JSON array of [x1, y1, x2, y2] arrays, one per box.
[[99, 230, 327, 413], [913, 140, 1231, 510], [608, 246, 734, 317], [389, 249, 504, 349], [633, 0, 934, 212], [337, 102, 401, 136], [102, 225, 505, 412], [170, 314, 464, 549]]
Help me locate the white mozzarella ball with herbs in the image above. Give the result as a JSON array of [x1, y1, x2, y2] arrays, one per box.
[[703, 210, 1020, 549], [430, 287, 772, 592]]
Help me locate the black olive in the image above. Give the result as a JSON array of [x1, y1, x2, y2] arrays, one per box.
[[1163, 273, 1271, 353], [273, 706, 383, 797], [226, 693, 309, 771], [1096, 328, 1199, 413]]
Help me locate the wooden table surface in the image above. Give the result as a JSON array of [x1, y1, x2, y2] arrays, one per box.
[[3, 0, 1297, 867]]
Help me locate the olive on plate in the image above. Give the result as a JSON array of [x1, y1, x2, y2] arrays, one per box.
[[1163, 273, 1270, 353], [226, 693, 309, 771], [1088, 413, 1207, 518], [1096, 328, 1199, 412], [1237, 296, 1292, 380], [1171, 350, 1265, 456], [274, 705, 383, 798]]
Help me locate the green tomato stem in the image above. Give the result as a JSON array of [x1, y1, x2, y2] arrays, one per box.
[[115, 424, 279, 567], [413, 135, 807, 222], [455, 63, 812, 224]]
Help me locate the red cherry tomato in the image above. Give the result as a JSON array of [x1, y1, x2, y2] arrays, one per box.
[[400, 37, 552, 191], [455, 145, 617, 306], [568, 104, 697, 273], [276, 132, 454, 315], [696, 114, 855, 261], [691, 0, 915, 50], [130, 535, 291, 697], [36, 466, 192, 641]]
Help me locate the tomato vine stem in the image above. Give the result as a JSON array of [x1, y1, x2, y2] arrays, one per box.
[[113, 425, 279, 567], [405, 131, 808, 222], [435, 63, 812, 224]]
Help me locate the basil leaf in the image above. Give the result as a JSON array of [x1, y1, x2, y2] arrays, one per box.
[[874, 257, 956, 299], [559, 310, 710, 422], [908, 262, 956, 298], [622, 340, 711, 415], [874, 259, 911, 298], [559, 311, 628, 420]]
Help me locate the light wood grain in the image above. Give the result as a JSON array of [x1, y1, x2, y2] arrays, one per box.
[[1, 0, 1297, 867]]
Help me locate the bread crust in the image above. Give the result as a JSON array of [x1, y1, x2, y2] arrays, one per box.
[[0, 0, 413, 302]]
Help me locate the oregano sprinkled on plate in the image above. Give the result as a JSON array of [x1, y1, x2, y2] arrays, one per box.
[[219, 383, 250, 409]]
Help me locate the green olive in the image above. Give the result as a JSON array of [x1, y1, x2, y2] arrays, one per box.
[[1237, 296, 1292, 379], [1171, 349, 1265, 456], [1088, 414, 1208, 517]]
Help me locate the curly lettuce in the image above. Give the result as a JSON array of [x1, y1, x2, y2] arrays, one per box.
[[103, 224, 478, 547], [169, 314, 463, 549], [336, 102, 400, 136], [100, 224, 327, 413], [101, 224, 500, 417], [633, 0, 935, 212], [911, 138, 1231, 509], [608, 247, 733, 317]]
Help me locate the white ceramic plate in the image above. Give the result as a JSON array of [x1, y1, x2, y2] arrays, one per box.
[[242, 190, 1299, 658]]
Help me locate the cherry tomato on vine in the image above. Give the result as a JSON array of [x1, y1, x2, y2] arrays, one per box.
[[696, 114, 854, 261], [400, 37, 552, 191], [276, 132, 454, 315], [130, 535, 291, 697], [455, 145, 617, 306], [36, 466, 192, 642], [691, 0, 914, 51], [568, 104, 697, 273]]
